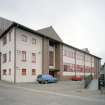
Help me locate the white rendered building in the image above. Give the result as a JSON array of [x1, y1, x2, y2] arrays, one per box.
[[0, 17, 101, 83]]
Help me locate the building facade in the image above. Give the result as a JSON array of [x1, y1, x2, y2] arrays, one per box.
[[0, 17, 101, 83]]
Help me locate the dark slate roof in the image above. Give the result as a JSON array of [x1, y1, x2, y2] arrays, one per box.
[[0, 17, 12, 36], [0, 17, 101, 59], [37, 26, 63, 42]]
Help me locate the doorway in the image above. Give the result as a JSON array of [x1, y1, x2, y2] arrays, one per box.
[[49, 71, 57, 77]]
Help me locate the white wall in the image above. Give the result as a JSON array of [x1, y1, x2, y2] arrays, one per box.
[[63, 45, 75, 64], [15, 28, 42, 82], [0, 28, 15, 82], [63, 45, 75, 76], [63, 45, 95, 77]]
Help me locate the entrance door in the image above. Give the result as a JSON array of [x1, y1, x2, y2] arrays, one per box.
[[49, 71, 54, 77], [49, 71, 57, 77]]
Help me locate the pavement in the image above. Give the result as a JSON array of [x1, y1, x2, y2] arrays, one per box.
[[0, 80, 105, 105], [88, 79, 98, 90]]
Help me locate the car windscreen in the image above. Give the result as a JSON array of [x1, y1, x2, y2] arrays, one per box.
[[37, 75, 42, 78]]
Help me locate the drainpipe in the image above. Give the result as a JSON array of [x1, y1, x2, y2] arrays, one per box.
[[84, 53, 85, 80], [75, 50, 76, 77], [91, 56, 92, 79]]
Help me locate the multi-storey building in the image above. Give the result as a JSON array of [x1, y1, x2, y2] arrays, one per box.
[[0, 17, 101, 83]]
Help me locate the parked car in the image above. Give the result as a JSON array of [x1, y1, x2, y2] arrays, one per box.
[[37, 74, 58, 84], [71, 75, 82, 81]]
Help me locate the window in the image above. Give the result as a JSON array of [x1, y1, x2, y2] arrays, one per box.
[[80, 65, 84, 72], [9, 51, 11, 62], [3, 69, 6, 75], [32, 38, 36, 44], [22, 69, 26, 76], [22, 51, 26, 61], [32, 53, 36, 63], [3, 54, 7, 63], [9, 31, 11, 42], [21, 35, 27, 42], [32, 69, 36, 75], [9, 68, 11, 75], [2, 36, 7, 45], [64, 65, 68, 71], [49, 51, 54, 66], [70, 64, 74, 72], [64, 50, 67, 56]]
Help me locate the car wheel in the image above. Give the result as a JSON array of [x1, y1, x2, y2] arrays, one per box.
[[38, 81, 42, 84], [44, 81, 48, 84]]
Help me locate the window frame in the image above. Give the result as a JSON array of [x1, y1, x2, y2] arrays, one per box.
[[9, 51, 11, 62], [9, 30, 12, 42], [32, 38, 36, 44], [64, 65, 68, 71], [3, 53, 7, 63], [21, 69, 26, 76], [32, 53, 36, 63], [3, 69, 7, 75], [32, 69, 36, 75], [21, 35, 27, 42], [2, 35, 7, 46], [21, 51, 26, 62], [49, 51, 54, 66]]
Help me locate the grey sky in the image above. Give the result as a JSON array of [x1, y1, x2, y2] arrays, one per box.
[[0, 0, 105, 63]]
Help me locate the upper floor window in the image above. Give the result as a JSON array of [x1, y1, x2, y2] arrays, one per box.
[[22, 51, 26, 62], [9, 31, 11, 42], [9, 51, 11, 62], [21, 35, 27, 42], [3, 53, 7, 63], [32, 38, 36, 44], [32, 53, 36, 63], [49, 51, 54, 66], [2, 35, 7, 46]]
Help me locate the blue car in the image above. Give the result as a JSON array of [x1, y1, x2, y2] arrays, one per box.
[[37, 74, 58, 84]]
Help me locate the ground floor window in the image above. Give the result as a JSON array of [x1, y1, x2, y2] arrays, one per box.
[[64, 65, 68, 71], [64, 64, 74, 72], [22, 69, 26, 76], [32, 69, 36, 75], [3, 69, 7, 75]]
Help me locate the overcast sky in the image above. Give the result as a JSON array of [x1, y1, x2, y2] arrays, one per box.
[[0, 0, 105, 64]]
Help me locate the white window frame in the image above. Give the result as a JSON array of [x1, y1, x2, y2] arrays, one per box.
[[21, 35, 27, 42]]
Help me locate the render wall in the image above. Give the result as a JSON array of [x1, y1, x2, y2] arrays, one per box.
[[62, 45, 97, 79], [15, 28, 42, 82], [0, 28, 15, 82]]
